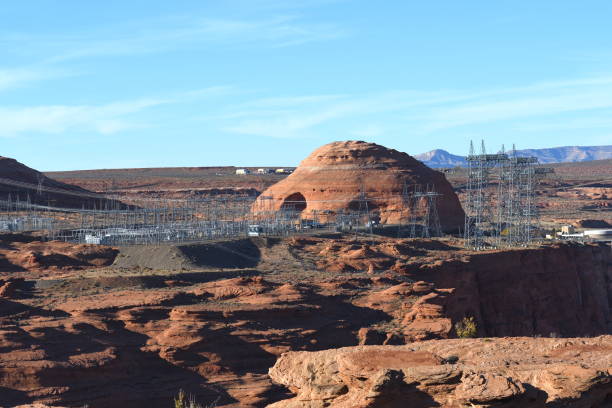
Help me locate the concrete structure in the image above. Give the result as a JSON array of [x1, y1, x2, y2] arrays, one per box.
[[557, 229, 612, 243], [561, 225, 575, 234], [583, 229, 612, 240]]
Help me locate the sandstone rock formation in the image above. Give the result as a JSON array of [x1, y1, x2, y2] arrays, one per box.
[[14, 405, 67, 408], [0, 233, 610, 407], [294, 237, 612, 340], [0, 233, 118, 276], [268, 336, 612, 407], [0, 156, 123, 208], [252, 141, 465, 231]]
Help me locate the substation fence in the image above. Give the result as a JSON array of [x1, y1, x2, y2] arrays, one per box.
[[0, 195, 58, 232], [0, 181, 446, 245], [1, 147, 559, 250], [397, 184, 442, 238], [0, 215, 55, 232], [463, 141, 555, 250]]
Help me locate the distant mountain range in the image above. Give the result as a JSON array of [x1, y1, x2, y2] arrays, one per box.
[[415, 145, 612, 168], [415, 149, 467, 168]]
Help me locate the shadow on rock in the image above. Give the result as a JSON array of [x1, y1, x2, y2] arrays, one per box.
[[0, 303, 236, 408], [179, 240, 262, 269]]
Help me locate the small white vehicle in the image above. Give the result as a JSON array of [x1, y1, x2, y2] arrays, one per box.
[[248, 224, 263, 237]]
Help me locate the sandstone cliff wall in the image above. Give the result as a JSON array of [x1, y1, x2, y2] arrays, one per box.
[[409, 243, 611, 338], [302, 238, 612, 340]]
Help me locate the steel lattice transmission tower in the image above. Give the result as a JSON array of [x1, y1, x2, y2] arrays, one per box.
[[463, 141, 509, 249], [463, 140, 552, 250], [400, 184, 443, 239]]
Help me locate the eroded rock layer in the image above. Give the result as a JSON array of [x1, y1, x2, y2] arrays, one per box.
[[0, 234, 609, 407], [268, 336, 612, 408], [252, 141, 465, 231]]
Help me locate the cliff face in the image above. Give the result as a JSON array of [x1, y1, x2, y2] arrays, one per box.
[[297, 239, 612, 340], [252, 141, 465, 231], [268, 336, 612, 408], [409, 243, 612, 338]]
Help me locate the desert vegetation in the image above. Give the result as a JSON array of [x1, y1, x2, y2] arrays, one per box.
[[454, 316, 478, 338]]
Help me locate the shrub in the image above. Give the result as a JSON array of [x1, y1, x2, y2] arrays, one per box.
[[455, 316, 478, 338], [174, 389, 219, 408]]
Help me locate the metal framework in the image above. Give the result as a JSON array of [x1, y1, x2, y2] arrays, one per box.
[[397, 183, 442, 238], [463, 141, 553, 250], [0, 182, 446, 245]]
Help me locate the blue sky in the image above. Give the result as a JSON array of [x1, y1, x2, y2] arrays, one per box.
[[1, 0, 612, 170]]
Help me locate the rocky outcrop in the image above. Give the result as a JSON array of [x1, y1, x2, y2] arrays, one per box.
[[268, 336, 612, 407], [0, 277, 24, 298], [15, 405, 67, 408], [0, 235, 118, 275], [252, 141, 465, 231], [0, 156, 123, 208]]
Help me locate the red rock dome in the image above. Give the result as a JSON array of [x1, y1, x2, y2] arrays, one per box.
[[253, 141, 465, 231]]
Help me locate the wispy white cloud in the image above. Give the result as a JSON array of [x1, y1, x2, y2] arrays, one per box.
[[0, 9, 346, 138], [514, 115, 612, 132], [0, 67, 68, 92], [222, 96, 370, 138], [0, 86, 231, 137], [0, 99, 164, 136], [423, 78, 612, 132], [3, 15, 345, 63], [219, 75, 612, 139], [226, 0, 347, 11], [238, 94, 347, 108], [220, 90, 474, 138]]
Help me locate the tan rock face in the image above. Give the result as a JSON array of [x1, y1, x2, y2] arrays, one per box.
[[252, 141, 465, 231], [268, 336, 612, 408]]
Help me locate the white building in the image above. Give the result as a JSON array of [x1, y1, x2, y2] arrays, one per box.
[[561, 225, 575, 234]]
